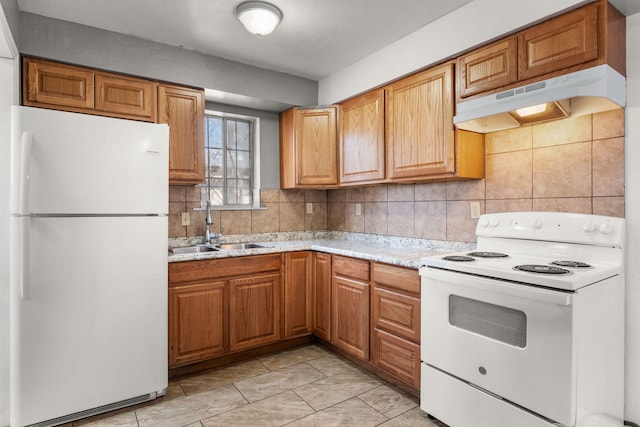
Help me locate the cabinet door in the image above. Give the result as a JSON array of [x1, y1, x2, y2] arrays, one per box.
[[518, 2, 598, 80], [386, 63, 455, 180], [372, 328, 420, 388], [96, 73, 156, 121], [331, 275, 369, 360], [168, 281, 228, 368], [457, 37, 518, 99], [312, 252, 332, 341], [158, 84, 205, 185], [295, 107, 338, 187], [285, 252, 312, 338], [339, 90, 385, 184], [230, 273, 282, 352], [23, 57, 95, 110]]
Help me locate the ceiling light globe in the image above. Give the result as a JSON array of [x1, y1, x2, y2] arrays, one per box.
[[236, 1, 282, 37]]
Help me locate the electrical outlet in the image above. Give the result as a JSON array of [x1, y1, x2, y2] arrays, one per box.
[[306, 202, 313, 214], [355, 203, 362, 216], [181, 212, 191, 226], [470, 202, 481, 219]]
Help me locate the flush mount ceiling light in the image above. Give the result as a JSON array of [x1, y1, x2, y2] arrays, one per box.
[[236, 1, 282, 37]]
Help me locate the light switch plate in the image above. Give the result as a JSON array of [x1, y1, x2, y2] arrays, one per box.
[[181, 212, 191, 226], [470, 202, 481, 219], [355, 203, 362, 216], [306, 202, 313, 214]]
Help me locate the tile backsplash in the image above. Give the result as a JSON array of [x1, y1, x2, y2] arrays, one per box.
[[170, 109, 624, 243]]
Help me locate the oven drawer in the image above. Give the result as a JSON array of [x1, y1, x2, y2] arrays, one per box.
[[421, 363, 557, 427], [421, 267, 576, 426]]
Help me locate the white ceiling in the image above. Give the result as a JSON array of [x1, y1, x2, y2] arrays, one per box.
[[16, 0, 476, 81]]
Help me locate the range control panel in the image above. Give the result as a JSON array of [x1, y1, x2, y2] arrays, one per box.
[[476, 212, 625, 248]]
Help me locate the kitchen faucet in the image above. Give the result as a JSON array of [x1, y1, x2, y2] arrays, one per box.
[[204, 201, 221, 244]]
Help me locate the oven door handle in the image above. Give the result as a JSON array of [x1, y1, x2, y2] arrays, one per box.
[[421, 267, 573, 306]]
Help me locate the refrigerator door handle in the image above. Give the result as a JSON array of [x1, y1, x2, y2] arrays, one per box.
[[20, 216, 31, 300], [20, 131, 33, 215]]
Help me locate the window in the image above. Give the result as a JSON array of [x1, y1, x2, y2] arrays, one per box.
[[201, 111, 260, 209]]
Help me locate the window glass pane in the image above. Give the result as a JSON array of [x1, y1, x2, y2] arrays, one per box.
[[226, 180, 238, 205], [237, 121, 250, 151], [226, 151, 237, 178], [449, 295, 527, 348], [207, 117, 223, 149], [226, 120, 236, 150], [209, 148, 223, 178], [238, 188, 251, 205], [237, 151, 251, 180]]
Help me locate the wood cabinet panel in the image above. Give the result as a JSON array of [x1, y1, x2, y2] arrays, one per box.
[[312, 252, 332, 341], [158, 84, 205, 185], [331, 274, 369, 360], [230, 273, 282, 352], [339, 89, 385, 184], [333, 255, 370, 282], [23, 57, 95, 110], [372, 286, 420, 342], [169, 281, 228, 368], [96, 73, 156, 121], [372, 328, 420, 388], [285, 252, 312, 338], [169, 254, 281, 284], [386, 63, 455, 180], [280, 107, 338, 188], [518, 3, 598, 80], [458, 37, 518, 98], [372, 262, 420, 295]]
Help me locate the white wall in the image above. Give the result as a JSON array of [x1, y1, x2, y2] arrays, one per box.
[[624, 12, 640, 424], [318, 0, 584, 104]]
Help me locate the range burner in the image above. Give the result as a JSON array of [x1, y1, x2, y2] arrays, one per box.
[[468, 251, 508, 258], [551, 260, 592, 268], [443, 255, 475, 262], [514, 264, 571, 275]]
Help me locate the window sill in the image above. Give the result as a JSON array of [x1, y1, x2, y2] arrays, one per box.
[[192, 205, 267, 211]]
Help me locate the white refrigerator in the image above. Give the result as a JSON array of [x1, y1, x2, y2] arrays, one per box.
[[9, 106, 169, 427]]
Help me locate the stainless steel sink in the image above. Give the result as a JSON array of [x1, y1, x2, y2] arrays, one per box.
[[214, 243, 269, 250], [169, 245, 220, 254]]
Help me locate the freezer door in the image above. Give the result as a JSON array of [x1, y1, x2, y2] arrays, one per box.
[[10, 216, 167, 427], [10, 106, 169, 215]]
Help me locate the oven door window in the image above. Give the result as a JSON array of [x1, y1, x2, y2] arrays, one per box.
[[449, 295, 527, 348]]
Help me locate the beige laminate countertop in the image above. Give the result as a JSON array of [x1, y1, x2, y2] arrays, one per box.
[[168, 233, 476, 270]]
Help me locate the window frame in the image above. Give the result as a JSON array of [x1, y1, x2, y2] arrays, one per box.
[[202, 109, 262, 210]]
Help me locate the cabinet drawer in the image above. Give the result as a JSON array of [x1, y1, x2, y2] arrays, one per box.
[[372, 328, 420, 388], [372, 262, 419, 294], [333, 255, 370, 281], [372, 286, 420, 342], [169, 254, 281, 284]]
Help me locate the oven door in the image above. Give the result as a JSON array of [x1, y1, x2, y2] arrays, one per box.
[[421, 266, 576, 426]]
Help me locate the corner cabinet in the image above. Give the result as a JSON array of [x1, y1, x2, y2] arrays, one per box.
[[158, 84, 205, 185], [339, 89, 385, 185], [284, 252, 313, 338], [386, 63, 482, 181], [312, 252, 332, 341], [280, 106, 338, 188]]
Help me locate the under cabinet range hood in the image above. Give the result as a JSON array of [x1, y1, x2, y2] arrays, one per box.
[[454, 64, 626, 133]]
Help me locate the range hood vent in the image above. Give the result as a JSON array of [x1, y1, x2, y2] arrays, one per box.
[[454, 65, 626, 133]]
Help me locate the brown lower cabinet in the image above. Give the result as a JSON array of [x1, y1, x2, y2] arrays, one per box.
[[168, 251, 421, 393]]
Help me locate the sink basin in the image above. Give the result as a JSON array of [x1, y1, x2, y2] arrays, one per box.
[[169, 245, 220, 254], [215, 243, 270, 250]]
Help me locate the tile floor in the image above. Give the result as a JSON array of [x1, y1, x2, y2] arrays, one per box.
[[69, 344, 448, 426]]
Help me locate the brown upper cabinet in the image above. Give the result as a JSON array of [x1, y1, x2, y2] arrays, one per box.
[[157, 84, 205, 185], [386, 63, 484, 182], [280, 106, 338, 188], [339, 89, 385, 185], [22, 57, 205, 185], [457, 0, 626, 100]]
